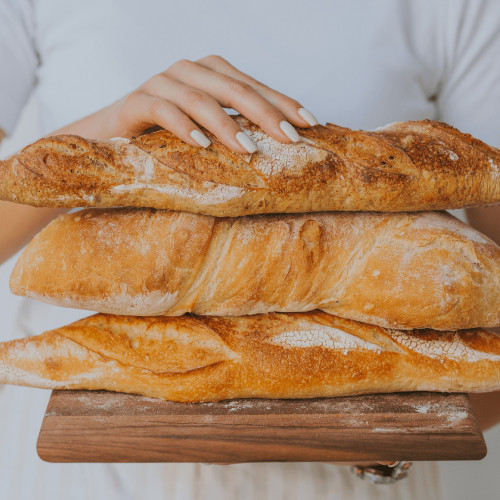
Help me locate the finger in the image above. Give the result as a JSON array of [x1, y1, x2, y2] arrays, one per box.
[[166, 59, 301, 144], [124, 90, 211, 148], [143, 73, 257, 154], [196, 55, 319, 127]]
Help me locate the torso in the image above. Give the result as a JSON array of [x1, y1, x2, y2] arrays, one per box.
[[34, 0, 440, 133]]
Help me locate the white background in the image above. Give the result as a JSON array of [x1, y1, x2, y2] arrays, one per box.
[[1, 98, 499, 500]]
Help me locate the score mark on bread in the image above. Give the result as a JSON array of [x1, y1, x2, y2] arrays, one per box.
[[58, 315, 238, 374], [390, 330, 500, 363], [267, 322, 383, 353]]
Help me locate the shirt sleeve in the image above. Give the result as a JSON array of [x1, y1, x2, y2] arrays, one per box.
[[0, 0, 38, 137], [436, 0, 500, 148]]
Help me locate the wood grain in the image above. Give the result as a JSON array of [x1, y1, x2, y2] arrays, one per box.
[[37, 390, 486, 463]]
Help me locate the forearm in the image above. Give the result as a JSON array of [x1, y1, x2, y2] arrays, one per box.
[[465, 205, 500, 431], [466, 205, 500, 337], [0, 201, 68, 264], [465, 205, 500, 334], [465, 205, 500, 246], [469, 391, 500, 432]]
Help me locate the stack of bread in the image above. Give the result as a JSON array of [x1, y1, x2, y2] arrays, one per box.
[[0, 116, 499, 402]]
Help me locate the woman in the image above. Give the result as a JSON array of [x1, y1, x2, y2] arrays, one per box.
[[1, 1, 499, 499]]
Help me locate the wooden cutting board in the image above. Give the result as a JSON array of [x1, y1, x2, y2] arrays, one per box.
[[37, 390, 486, 463]]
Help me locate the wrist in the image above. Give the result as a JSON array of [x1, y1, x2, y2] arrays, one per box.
[[351, 461, 413, 484]]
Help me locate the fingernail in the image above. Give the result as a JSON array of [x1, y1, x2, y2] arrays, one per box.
[[190, 129, 211, 148], [298, 107, 319, 126], [279, 121, 300, 142], [236, 131, 257, 153]]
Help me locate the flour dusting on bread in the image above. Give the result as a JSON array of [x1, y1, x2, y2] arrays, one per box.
[[268, 322, 383, 353], [108, 138, 157, 181], [111, 181, 245, 204], [390, 330, 500, 363], [241, 126, 328, 177]]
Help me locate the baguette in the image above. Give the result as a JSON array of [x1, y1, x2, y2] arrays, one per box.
[[10, 208, 500, 330], [0, 312, 498, 402], [1, 116, 499, 215]]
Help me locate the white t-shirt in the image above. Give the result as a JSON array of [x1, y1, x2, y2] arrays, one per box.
[[1, 1, 499, 499]]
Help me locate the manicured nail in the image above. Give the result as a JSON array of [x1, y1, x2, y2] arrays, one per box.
[[190, 129, 211, 148], [236, 131, 257, 153], [298, 107, 319, 126], [279, 121, 300, 142]]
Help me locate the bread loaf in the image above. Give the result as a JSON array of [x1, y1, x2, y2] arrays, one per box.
[[10, 208, 500, 330], [1, 116, 499, 215], [0, 312, 498, 402]]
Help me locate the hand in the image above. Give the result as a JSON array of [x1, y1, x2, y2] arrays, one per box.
[[53, 55, 319, 154]]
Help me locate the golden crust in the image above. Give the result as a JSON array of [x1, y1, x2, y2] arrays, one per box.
[[0, 312, 498, 402], [1, 117, 499, 215], [10, 208, 500, 330], [58, 314, 237, 373]]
